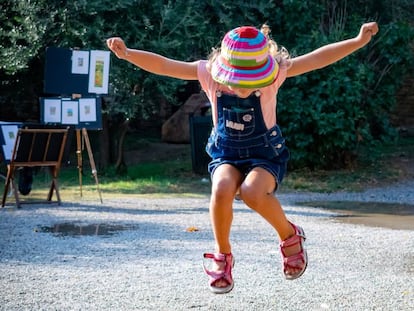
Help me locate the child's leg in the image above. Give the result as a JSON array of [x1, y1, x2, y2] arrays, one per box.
[[239, 167, 293, 238], [205, 164, 243, 291], [239, 167, 304, 276], [209, 164, 243, 254]]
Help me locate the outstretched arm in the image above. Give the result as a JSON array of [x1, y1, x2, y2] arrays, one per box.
[[106, 37, 199, 80], [287, 22, 379, 77]]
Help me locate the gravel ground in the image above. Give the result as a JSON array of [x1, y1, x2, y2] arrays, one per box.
[[0, 180, 413, 311]]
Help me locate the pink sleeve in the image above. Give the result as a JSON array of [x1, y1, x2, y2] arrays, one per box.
[[197, 60, 219, 126], [197, 61, 216, 98], [275, 58, 289, 89], [197, 61, 218, 103]]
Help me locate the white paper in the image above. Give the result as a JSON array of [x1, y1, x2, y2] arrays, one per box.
[[71, 50, 89, 74], [61, 101, 79, 124], [1, 125, 19, 146], [1, 125, 19, 161], [2, 144, 15, 161], [44, 99, 62, 123], [88, 50, 110, 94], [79, 98, 97, 122]]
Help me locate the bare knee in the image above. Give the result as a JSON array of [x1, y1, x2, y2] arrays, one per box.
[[239, 183, 267, 208], [212, 178, 238, 203]]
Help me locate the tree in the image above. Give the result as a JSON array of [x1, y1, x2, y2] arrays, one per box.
[[0, 0, 413, 170]]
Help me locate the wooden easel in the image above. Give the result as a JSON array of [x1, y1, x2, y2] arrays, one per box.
[[76, 128, 103, 203], [1, 128, 69, 207]]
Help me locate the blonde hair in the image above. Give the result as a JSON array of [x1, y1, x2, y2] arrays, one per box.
[[260, 24, 290, 62], [208, 24, 290, 67]]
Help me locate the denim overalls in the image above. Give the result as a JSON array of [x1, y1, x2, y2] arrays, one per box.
[[206, 91, 289, 186]]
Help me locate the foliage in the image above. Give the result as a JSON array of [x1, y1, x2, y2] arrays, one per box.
[[0, 1, 46, 74], [275, 0, 414, 168], [2, 136, 412, 195], [0, 0, 413, 169], [104, 0, 278, 120]]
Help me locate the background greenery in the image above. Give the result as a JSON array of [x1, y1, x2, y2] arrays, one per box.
[[1, 136, 412, 199], [1, 0, 413, 170]]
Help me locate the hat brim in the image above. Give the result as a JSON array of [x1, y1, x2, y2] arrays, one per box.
[[211, 55, 279, 89]]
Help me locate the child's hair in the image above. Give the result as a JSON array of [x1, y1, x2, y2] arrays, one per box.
[[208, 24, 290, 66], [260, 24, 290, 62]]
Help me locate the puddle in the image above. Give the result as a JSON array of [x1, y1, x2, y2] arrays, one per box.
[[34, 223, 137, 237], [297, 201, 414, 230]]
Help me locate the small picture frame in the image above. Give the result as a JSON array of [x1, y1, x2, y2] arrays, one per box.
[[88, 50, 110, 94], [61, 100, 79, 125]]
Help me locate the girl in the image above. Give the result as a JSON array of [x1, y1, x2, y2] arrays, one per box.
[[106, 21, 378, 294]]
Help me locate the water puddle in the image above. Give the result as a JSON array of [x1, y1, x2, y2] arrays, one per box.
[[35, 223, 137, 237], [297, 201, 414, 230]]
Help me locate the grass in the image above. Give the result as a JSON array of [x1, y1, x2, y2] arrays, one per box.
[[1, 136, 413, 204], [283, 136, 414, 192]]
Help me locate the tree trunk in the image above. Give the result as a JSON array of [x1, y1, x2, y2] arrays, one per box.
[[99, 114, 110, 169], [114, 119, 130, 175]]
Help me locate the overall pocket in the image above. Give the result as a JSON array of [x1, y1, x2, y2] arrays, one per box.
[[222, 107, 255, 137]]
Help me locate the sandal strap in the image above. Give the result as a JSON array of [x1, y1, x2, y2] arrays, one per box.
[[280, 223, 306, 250], [204, 253, 227, 262], [283, 253, 306, 268], [279, 222, 308, 280], [203, 253, 234, 285]]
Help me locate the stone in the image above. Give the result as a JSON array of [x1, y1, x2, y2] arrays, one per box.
[[161, 92, 210, 143]]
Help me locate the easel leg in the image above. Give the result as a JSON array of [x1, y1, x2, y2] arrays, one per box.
[[76, 129, 83, 197], [1, 165, 12, 207], [53, 179, 62, 205], [11, 173, 20, 208], [82, 128, 103, 203], [47, 167, 61, 205]]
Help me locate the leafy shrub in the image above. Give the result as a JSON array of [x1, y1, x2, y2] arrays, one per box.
[[1, 0, 413, 170], [276, 1, 414, 169]]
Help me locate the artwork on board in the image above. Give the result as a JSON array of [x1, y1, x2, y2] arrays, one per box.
[[45, 47, 110, 95], [79, 98, 97, 122], [61, 100, 79, 125], [44, 99, 62, 123], [88, 50, 110, 94], [0, 125, 20, 161], [40, 97, 100, 129], [71, 50, 90, 75]]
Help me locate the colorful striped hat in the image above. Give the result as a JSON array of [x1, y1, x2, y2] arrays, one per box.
[[211, 26, 279, 89]]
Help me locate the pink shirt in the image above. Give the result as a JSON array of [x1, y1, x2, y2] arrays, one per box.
[[197, 60, 289, 129]]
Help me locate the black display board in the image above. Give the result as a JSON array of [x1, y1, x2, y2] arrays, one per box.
[[44, 47, 110, 96], [45, 47, 88, 95], [40, 97, 103, 130]]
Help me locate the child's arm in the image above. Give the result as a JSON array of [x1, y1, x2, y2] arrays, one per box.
[[287, 22, 379, 77], [106, 37, 199, 80]]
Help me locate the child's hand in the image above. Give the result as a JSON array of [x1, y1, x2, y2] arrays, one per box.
[[106, 37, 129, 59], [357, 22, 379, 46]]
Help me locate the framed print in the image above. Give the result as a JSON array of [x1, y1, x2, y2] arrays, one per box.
[[0, 125, 20, 161], [1, 125, 19, 147], [71, 50, 89, 74], [61, 100, 79, 125], [88, 50, 110, 94], [2, 144, 14, 161], [79, 98, 97, 122], [44, 98, 62, 123]]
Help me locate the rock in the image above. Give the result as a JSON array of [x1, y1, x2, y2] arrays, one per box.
[[161, 92, 210, 143]]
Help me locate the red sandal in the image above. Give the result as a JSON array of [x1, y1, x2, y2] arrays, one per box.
[[280, 222, 307, 280], [203, 253, 235, 294]]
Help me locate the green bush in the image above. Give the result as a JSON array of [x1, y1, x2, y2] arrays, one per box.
[[1, 0, 413, 169], [275, 1, 414, 169]]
